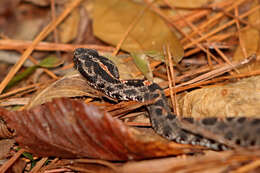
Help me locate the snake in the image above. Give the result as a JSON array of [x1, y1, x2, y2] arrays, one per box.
[[73, 48, 260, 150]]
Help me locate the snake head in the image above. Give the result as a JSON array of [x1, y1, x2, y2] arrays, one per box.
[[73, 48, 99, 69]]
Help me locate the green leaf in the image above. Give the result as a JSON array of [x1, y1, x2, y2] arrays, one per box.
[[5, 66, 37, 90], [5, 55, 62, 90], [131, 52, 153, 81], [22, 152, 34, 161], [39, 55, 63, 68]]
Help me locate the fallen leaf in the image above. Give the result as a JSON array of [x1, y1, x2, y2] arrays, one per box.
[[131, 53, 153, 81], [38, 55, 64, 68], [93, 0, 184, 62], [59, 8, 80, 43], [233, 0, 260, 72], [179, 76, 260, 118], [26, 72, 104, 109], [1, 98, 201, 160]]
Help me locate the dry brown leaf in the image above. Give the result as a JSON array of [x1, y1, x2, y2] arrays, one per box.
[[59, 8, 80, 43], [179, 76, 260, 118], [93, 0, 184, 62], [26, 72, 104, 109], [27, 53, 142, 109], [0, 98, 200, 160], [27, 61, 141, 109], [233, 0, 260, 72]]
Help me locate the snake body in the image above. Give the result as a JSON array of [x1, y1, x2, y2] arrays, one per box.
[[73, 48, 260, 150]]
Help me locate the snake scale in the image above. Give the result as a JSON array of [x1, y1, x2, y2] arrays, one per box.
[[73, 48, 260, 150]]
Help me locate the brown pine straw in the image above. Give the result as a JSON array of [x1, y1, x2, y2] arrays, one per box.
[[29, 157, 48, 173], [50, 0, 62, 59], [144, 0, 222, 64], [0, 39, 115, 52], [164, 67, 260, 97], [183, 5, 260, 50], [0, 34, 58, 80], [231, 159, 260, 173], [180, 0, 247, 44], [165, 45, 178, 115], [164, 0, 239, 73], [0, 148, 25, 172], [67, 159, 117, 171], [234, 6, 248, 58], [0, 82, 43, 99], [170, 0, 232, 27], [0, 0, 84, 94]]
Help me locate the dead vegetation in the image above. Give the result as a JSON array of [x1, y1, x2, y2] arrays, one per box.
[[0, 0, 260, 172]]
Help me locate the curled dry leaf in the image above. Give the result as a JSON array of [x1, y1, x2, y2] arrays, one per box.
[[179, 76, 260, 118], [59, 9, 80, 43], [26, 72, 104, 109], [0, 98, 201, 160], [27, 56, 142, 109], [93, 0, 184, 62]]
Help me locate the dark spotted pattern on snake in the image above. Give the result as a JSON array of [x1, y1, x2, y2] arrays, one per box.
[[73, 48, 260, 150]]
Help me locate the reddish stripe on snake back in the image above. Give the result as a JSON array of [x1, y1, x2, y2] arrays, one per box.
[[98, 61, 115, 78], [143, 80, 152, 86]]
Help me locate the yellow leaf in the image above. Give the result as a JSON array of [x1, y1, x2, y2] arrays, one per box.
[[93, 0, 184, 63], [233, 0, 260, 72], [59, 9, 80, 43]]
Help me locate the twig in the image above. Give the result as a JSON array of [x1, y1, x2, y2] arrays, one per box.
[[50, 0, 61, 59], [234, 6, 248, 58], [0, 83, 43, 99], [165, 44, 178, 115], [0, 149, 25, 173], [183, 5, 260, 49], [0, 39, 115, 52], [164, 61, 260, 97], [177, 54, 255, 87], [30, 157, 48, 173], [181, 0, 247, 44], [231, 159, 260, 173]]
